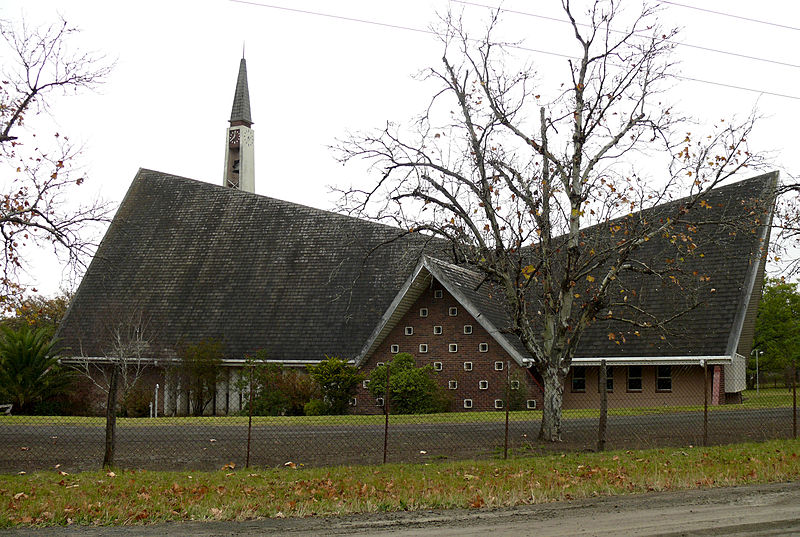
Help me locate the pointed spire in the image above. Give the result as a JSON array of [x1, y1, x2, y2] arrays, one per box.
[[229, 58, 252, 127]]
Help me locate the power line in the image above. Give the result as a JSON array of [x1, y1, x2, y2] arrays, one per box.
[[229, 0, 800, 100], [450, 0, 800, 69], [654, 1, 800, 32]]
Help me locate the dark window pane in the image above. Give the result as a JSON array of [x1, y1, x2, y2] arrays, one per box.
[[572, 366, 586, 392]]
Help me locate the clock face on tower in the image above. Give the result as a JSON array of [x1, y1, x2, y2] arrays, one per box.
[[229, 129, 240, 147]]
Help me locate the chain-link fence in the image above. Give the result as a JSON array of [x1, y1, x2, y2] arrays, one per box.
[[0, 361, 797, 473]]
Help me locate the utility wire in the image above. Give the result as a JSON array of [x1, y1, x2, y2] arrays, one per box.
[[655, 1, 800, 32], [451, 0, 800, 69], [229, 0, 800, 100]]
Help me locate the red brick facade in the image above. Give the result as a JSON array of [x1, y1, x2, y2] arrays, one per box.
[[353, 280, 543, 413]]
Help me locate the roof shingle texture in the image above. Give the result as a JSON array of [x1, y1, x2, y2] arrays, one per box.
[[229, 58, 252, 125]]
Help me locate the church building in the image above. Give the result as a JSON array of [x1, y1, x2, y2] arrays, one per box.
[[56, 59, 776, 416]]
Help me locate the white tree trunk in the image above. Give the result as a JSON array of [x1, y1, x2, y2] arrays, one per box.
[[539, 368, 565, 442]]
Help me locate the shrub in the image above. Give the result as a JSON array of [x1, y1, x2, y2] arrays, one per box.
[[368, 353, 448, 414], [239, 353, 318, 416], [0, 325, 73, 414], [303, 399, 328, 416], [307, 356, 362, 415]]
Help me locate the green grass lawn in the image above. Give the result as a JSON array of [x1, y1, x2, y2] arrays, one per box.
[[1, 438, 798, 527], [0, 388, 795, 427]]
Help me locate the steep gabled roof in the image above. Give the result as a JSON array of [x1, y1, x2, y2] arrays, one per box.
[[357, 172, 777, 365], [57, 169, 431, 361], [58, 169, 776, 368]]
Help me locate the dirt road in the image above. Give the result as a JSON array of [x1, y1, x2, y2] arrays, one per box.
[[4, 481, 800, 536]]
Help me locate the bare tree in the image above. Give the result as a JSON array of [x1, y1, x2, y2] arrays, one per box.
[[72, 310, 154, 468], [0, 16, 113, 305], [337, 2, 768, 441]]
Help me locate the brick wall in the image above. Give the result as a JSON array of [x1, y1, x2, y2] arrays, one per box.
[[353, 279, 543, 413]]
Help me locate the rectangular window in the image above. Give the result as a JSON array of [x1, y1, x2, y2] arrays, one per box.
[[448, 380, 458, 390], [571, 366, 586, 392], [433, 361, 443, 371], [494, 361, 504, 371], [510, 380, 520, 390], [376, 397, 384, 407], [627, 365, 643, 392], [404, 326, 413, 336], [526, 399, 537, 409], [463, 325, 473, 335], [434, 289, 443, 299], [479, 380, 489, 390], [449, 307, 458, 316], [479, 343, 489, 353], [349, 397, 357, 406], [494, 399, 504, 409], [419, 343, 428, 353], [463, 399, 473, 409], [419, 308, 428, 318], [433, 325, 443, 335], [598, 366, 614, 393], [656, 365, 672, 392], [463, 362, 473, 371], [390, 345, 399, 354], [362, 379, 370, 389], [449, 343, 458, 352]]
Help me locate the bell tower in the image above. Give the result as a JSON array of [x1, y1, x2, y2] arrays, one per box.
[[223, 57, 255, 193]]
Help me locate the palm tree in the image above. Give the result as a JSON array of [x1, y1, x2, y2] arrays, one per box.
[[0, 325, 72, 413]]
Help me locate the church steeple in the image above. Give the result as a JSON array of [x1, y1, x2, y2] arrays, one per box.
[[223, 57, 255, 192]]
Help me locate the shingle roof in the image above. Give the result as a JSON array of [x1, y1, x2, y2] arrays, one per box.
[[357, 172, 776, 364], [229, 58, 252, 126], [57, 169, 431, 361], [58, 169, 775, 366]]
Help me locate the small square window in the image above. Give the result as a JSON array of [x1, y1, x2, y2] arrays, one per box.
[[494, 361, 504, 371], [526, 399, 537, 409], [404, 326, 414, 336], [479, 343, 489, 353], [349, 397, 357, 406], [494, 399, 504, 409], [419, 308, 428, 318], [463, 325, 473, 335], [433, 362, 443, 371], [449, 343, 458, 353], [448, 380, 458, 390], [463, 361, 473, 371], [419, 343, 428, 353], [362, 379, 370, 389], [433, 325, 443, 335], [463, 399, 473, 409], [376, 361, 385, 367], [510, 380, 520, 390], [390, 344, 399, 354], [376, 397, 385, 407], [479, 380, 489, 390], [434, 289, 443, 299], [448, 307, 458, 316]]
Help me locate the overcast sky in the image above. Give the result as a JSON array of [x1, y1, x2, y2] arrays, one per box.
[[2, 0, 799, 296]]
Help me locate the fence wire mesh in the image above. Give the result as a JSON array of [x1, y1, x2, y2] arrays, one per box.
[[0, 362, 797, 473]]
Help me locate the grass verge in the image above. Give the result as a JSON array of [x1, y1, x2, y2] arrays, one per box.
[[1, 438, 799, 527], [0, 388, 794, 428]]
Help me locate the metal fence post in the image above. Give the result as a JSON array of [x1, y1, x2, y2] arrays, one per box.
[[793, 358, 797, 439], [246, 364, 254, 468], [504, 361, 510, 460], [383, 362, 391, 464], [703, 360, 708, 447], [598, 360, 607, 452]]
